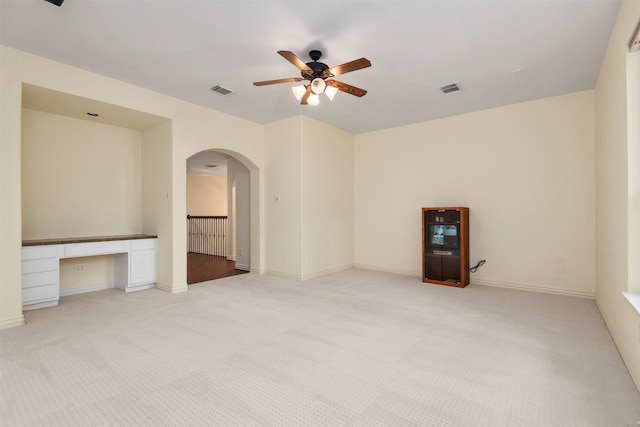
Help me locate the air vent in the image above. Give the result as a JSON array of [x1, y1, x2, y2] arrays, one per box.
[[211, 85, 235, 95], [438, 82, 462, 95]]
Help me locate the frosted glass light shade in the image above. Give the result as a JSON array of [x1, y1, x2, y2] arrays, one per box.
[[307, 93, 320, 106], [292, 85, 307, 100], [311, 78, 326, 95], [324, 85, 338, 101], [292, 85, 307, 101]]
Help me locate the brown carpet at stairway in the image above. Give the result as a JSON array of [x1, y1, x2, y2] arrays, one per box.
[[187, 252, 249, 284]]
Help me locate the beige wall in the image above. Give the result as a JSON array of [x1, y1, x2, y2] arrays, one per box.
[[1, 22, 638, 394], [21, 109, 142, 239], [21, 108, 144, 291], [264, 117, 303, 278], [355, 91, 596, 297], [595, 0, 640, 390], [186, 174, 227, 216], [0, 45, 263, 326], [263, 116, 355, 279], [227, 158, 251, 270], [301, 116, 354, 279], [141, 120, 173, 291]]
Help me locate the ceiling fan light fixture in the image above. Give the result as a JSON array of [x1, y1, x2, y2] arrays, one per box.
[[254, 50, 372, 105], [292, 85, 307, 101], [324, 85, 338, 101], [311, 78, 326, 95], [307, 93, 320, 106]]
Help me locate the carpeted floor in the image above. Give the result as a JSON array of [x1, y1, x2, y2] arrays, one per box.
[[1, 268, 639, 426]]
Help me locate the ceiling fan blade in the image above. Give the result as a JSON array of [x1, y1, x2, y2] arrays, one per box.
[[326, 80, 367, 97], [278, 50, 312, 71], [300, 86, 312, 105], [327, 58, 371, 77], [253, 77, 304, 86]]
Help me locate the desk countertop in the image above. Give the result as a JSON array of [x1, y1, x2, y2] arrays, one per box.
[[22, 234, 158, 247]]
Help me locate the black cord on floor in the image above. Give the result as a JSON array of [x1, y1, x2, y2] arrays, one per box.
[[470, 259, 486, 273]]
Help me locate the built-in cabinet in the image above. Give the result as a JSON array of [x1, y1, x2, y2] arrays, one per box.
[[21, 245, 60, 310], [422, 207, 469, 287], [21, 235, 158, 310]]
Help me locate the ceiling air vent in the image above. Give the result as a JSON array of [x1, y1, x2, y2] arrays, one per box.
[[211, 85, 235, 95], [438, 82, 462, 95]]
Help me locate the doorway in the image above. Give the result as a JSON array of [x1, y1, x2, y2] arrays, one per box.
[[187, 252, 246, 284], [186, 150, 251, 284]]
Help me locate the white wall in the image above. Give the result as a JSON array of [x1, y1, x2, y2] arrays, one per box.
[[594, 0, 640, 390], [301, 116, 354, 279], [187, 174, 227, 216], [355, 91, 596, 297]]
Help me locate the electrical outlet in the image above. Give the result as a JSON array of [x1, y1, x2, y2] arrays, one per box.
[[239, 248, 244, 256], [74, 264, 86, 272]]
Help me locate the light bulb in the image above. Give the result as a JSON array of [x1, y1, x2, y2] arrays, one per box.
[[307, 93, 320, 106], [311, 78, 326, 95], [324, 85, 338, 101], [292, 85, 307, 101]]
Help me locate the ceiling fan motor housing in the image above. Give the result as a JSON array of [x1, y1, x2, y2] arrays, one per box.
[[302, 50, 330, 80]]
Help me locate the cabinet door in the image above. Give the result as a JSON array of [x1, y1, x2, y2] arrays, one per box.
[[130, 249, 157, 286]]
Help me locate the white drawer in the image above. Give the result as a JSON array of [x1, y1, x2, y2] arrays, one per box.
[[22, 270, 57, 288], [64, 241, 127, 257], [22, 258, 58, 274], [23, 284, 58, 304], [130, 239, 156, 251], [22, 245, 58, 260]]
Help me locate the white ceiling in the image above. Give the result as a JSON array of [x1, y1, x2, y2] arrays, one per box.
[[0, 0, 620, 135], [187, 151, 229, 177]]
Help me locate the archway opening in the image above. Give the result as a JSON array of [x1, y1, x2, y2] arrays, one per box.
[[186, 150, 252, 284]]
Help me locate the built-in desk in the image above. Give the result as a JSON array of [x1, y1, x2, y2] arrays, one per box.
[[22, 234, 158, 311]]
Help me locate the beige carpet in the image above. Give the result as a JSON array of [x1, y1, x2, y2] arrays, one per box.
[[1, 268, 639, 426]]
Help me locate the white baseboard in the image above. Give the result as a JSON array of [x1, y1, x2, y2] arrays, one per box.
[[155, 281, 188, 294], [235, 263, 250, 272], [471, 278, 595, 299], [302, 264, 354, 281], [597, 299, 640, 393], [265, 264, 356, 281], [355, 264, 595, 299], [263, 270, 302, 281], [0, 315, 25, 330], [60, 282, 114, 297], [354, 263, 421, 278]]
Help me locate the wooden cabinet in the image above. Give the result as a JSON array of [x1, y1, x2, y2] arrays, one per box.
[[422, 207, 469, 287]]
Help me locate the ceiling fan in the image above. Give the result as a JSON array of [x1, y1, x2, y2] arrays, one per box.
[[253, 50, 371, 106]]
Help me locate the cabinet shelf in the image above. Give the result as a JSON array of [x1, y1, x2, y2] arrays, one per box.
[[422, 207, 469, 288]]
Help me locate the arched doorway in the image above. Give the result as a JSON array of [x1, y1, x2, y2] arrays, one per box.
[[186, 150, 252, 284]]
